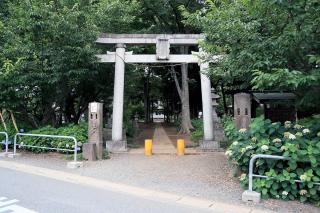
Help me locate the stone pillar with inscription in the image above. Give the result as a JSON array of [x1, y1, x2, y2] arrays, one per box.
[[234, 93, 251, 129], [83, 102, 104, 160]]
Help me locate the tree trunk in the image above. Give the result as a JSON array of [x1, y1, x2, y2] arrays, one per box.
[[180, 47, 194, 133], [171, 46, 194, 134], [65, 93, 77, 123]]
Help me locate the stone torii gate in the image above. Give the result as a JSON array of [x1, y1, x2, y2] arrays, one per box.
[[96, 34, 220, 152]]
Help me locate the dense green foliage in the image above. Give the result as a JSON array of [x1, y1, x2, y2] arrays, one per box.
[[190, 119, 203, 142], [18, 123, 87, 153], [182, 0, 320, 113], [0, 0, 204, 130], [225, 116, 320, 203], [0, 0, 102, 126]]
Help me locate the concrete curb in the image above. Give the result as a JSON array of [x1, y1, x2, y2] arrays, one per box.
[[0, 160, 275, 213]]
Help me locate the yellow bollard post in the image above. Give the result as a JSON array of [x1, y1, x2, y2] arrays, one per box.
[[177, 139, 185, 156], [145, 139, 153, 156]]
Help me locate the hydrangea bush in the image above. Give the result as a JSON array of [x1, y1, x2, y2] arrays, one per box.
[[18, 123, 87, 153], [224, 116, 320, 204]]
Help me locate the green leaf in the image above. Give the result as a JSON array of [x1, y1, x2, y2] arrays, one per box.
[[312, 176, 320, 182], [309, 188, 316, 195], [309, 156, 317, 165], [272, 182, 279, 190], [300, 196, 307, 202], [289, 173, 297, 178], [262, 188, 268, 195], [288, 161, 297, 170]]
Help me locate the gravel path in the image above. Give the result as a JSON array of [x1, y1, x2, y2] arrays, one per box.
[[1, 151, 318, 213]]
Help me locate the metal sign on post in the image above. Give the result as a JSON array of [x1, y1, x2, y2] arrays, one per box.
[[90, 102, 98, 113]]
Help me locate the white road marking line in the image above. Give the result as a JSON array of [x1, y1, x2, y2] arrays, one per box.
[[0, 204, 38, 213], [0, 198, 19, 207], [0, 197, 38, 213]]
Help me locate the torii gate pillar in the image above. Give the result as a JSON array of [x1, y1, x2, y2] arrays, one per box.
[[112, 44, 126, 141], [106, 44, 127, 152], [199, 62, 219, 150]]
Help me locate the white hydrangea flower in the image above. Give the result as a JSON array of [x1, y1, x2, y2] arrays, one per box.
[[294, 124, 303, 129], [302, 129, 310, 134], [280, 146, 287, 151], [240, 173, 246, 181], [239, 128, 247, 133], [299, 189, 307, 195], [288, 133, 296, 140], [251, 137, 257, 142], [66, 144, 69, 148], [245, 145, 253, 150], [284, 121, 291, 128], [295, 132, 303, 137], [284, 132, 290, 138], [285, 124, 291, 128], [261, 145, 269, 151], [232, 141, 239, 146], [241, 148, 246, 154], [317, 132, 320, 137], [272, 138, 281, 143], [300, 174, 307, 182], [282, 191, 288, 196], [225, 150, 232, 157]]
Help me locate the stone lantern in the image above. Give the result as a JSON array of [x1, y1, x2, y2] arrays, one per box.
[[211, 88, 220, 121], [211, 88, 225, 142]]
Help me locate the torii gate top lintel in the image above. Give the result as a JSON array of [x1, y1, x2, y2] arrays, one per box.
[[96, 33, 204, 45], [96, 33, 206, 63]]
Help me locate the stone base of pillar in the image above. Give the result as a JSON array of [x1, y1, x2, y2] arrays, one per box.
[[66, 161, 84, 169], [96, 142, 104, 160], [106, 140, 127, 153], [7, 153, 21, 158], [0, 152, 11, 157], [83, 142, 104, 161], [83, 143, 97, 161], [242, 190, 261, 203], [199, 140, 220, 151]]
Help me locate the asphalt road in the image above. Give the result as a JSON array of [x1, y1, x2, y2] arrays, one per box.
[[0, 168, 211, 213]]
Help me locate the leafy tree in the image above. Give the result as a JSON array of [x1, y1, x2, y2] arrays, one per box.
[[0, 0, 100, 126], [182, 0, 320, 113]]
